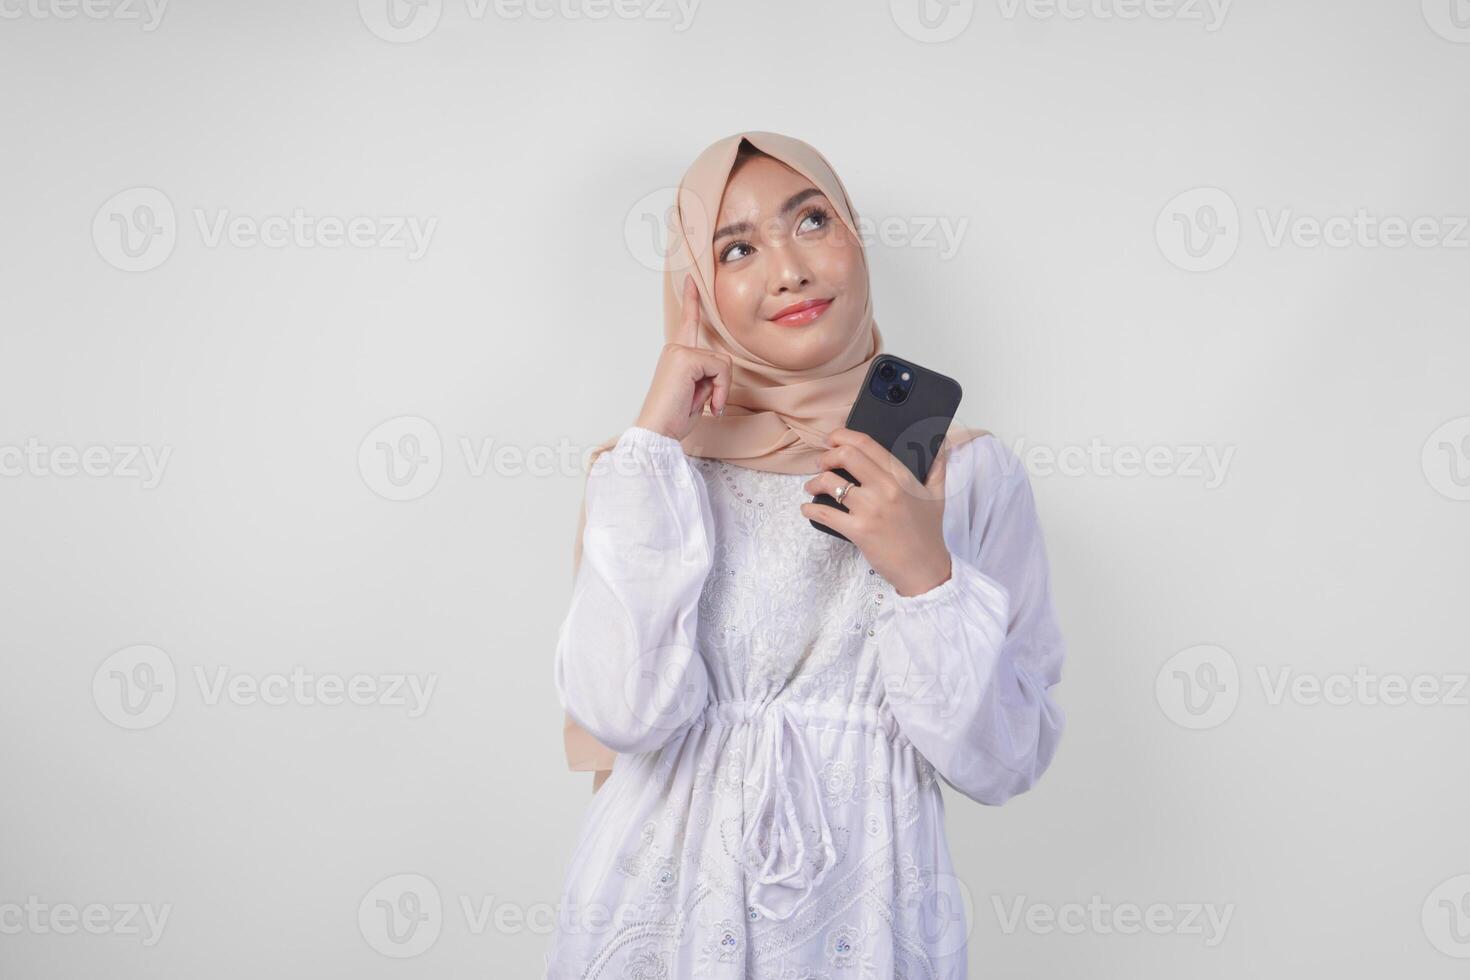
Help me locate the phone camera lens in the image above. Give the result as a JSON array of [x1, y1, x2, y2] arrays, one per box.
[[877, 362, 897, 381], [886, 385, 905, 403]]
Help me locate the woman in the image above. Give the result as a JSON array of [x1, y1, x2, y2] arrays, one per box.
[[547, 131, 1066, 979]]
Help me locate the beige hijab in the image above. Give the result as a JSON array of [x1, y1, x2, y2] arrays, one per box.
[[563, 131, 988, 789]]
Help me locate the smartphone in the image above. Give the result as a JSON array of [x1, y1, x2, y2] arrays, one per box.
[[809, 354, 963, 542]]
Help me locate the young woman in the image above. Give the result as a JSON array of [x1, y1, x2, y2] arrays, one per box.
[[547, 131, 1066, 979]]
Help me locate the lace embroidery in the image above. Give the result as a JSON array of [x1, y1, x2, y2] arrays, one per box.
[[823, 919, 870, 971], [895, 852, 934, 908], [748, 847, 894, 962], [620, 943, 668, 980], [692, 916, 743, 970], [577, 883, 711, 980], [693, 458, 871, 702], [560, 457, 967, 979], [818, 758, 895, 808]]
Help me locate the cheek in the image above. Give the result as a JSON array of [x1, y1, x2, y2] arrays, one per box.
[[713, 269, 760, 326], [809, 239, 861, 299]]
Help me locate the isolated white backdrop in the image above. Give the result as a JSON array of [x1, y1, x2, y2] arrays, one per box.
[[1, 1, 1467, 977]]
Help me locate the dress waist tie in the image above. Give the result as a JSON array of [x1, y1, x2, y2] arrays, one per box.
[[738, 701, 839, 922]]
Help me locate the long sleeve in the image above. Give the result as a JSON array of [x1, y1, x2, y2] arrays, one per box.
[[876, 437, 1066, 805], [553, 425, 715, 757]]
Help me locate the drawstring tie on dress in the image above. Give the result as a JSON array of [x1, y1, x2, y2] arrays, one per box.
[[739, 701, 838, 922]]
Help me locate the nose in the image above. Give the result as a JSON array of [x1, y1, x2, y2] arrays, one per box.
[[767, 240, 813, 296]]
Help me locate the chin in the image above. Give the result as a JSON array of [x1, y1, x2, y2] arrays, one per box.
[[750, 328, 851, 371]]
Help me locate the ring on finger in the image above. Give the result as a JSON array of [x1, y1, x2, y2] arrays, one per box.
[[833, 481, 853, 504]]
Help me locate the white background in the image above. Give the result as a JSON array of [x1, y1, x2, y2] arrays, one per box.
[[1, 0, 1468, 976]]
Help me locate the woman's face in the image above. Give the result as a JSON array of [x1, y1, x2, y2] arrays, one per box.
[[711, 154, 868, 371]]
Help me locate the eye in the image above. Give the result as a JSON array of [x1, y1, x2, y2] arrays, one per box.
[[718, 241, 753, 264], [796, 206, 831, 235]]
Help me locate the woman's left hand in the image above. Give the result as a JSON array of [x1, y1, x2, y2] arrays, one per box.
[[800, 428, 955, 597]]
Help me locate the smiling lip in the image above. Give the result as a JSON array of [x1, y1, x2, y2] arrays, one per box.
[[768, 298, 833, 326]]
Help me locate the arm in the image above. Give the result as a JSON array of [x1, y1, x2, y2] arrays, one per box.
[[877, 438, 1067, 805], [553, 426, 714, 758]]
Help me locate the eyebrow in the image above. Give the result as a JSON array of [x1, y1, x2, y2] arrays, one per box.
[[713, 188, 825, 241]]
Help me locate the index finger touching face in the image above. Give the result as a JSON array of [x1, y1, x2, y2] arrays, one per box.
[[682, 275, 702, 347]]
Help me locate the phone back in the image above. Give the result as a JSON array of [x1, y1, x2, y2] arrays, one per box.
[[810, 355, 963, 541]]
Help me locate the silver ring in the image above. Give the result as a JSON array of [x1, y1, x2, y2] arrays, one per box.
[[832, 482, 852, 504]]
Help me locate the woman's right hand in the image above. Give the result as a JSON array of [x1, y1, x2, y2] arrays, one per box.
[[634, 275, 733, 441]]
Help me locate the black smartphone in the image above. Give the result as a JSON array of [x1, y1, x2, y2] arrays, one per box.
[[810, 354, 963, 542]]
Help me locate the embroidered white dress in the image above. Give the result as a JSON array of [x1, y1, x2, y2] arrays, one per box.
[[546, 426, 1066, 980]]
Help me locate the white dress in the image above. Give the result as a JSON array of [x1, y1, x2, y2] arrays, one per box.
[[546, 425, 1067, 980]]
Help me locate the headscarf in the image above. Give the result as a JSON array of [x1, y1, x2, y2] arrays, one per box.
[[563, 131, 989, 788]]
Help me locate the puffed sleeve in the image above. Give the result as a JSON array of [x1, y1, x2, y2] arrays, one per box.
[[876, 436, 1066, 805], [553, 425, 715, 757]]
